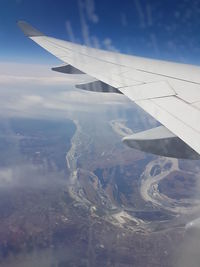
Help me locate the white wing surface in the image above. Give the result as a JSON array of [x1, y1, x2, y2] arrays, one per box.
[[18, 21, 200, 159]]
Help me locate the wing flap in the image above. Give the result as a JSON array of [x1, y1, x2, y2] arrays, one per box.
[[120, 81, 175, 101], [136, 96, 200, 155], [123, 126, 200, 159]]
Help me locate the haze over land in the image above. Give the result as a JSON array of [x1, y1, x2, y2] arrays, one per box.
[[0, 63, 200, 266]]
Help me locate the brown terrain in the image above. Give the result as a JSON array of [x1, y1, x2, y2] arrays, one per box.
[[0, 115, 197, 267]]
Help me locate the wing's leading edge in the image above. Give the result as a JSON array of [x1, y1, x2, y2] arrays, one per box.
[[17, 21, 200, 159]]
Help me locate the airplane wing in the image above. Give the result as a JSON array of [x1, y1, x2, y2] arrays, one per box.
[[17, 21, 200, 160]]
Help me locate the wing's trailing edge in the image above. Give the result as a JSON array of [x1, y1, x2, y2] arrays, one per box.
[[17, 21, 200, 159]]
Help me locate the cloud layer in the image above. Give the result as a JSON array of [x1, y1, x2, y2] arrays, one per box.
[[0, 62, 133, 119]]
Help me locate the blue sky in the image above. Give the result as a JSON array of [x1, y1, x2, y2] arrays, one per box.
[[1, 0, 200, 64]]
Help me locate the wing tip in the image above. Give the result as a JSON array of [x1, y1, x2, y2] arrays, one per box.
[[17, 21, 44, 37]]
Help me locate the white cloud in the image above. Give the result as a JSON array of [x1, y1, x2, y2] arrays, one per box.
[[85, 0, 99, 23], [65, 20, 76, 42], [0, 164, 66, 188], [0, 62, 156, 131], [69, 0, 117, 51], [121, 13, 128, 27], [103, 38, 119, 52], [0, 62, 95, 86], [146, 3, 153, 27], [0, 62, 132, 119], [78, 0, 91, 46], [134, 0, 146, 28], [0, 168, 13, 185]]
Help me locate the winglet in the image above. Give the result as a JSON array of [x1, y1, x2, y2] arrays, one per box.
[[17, 21, 44, 37]]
